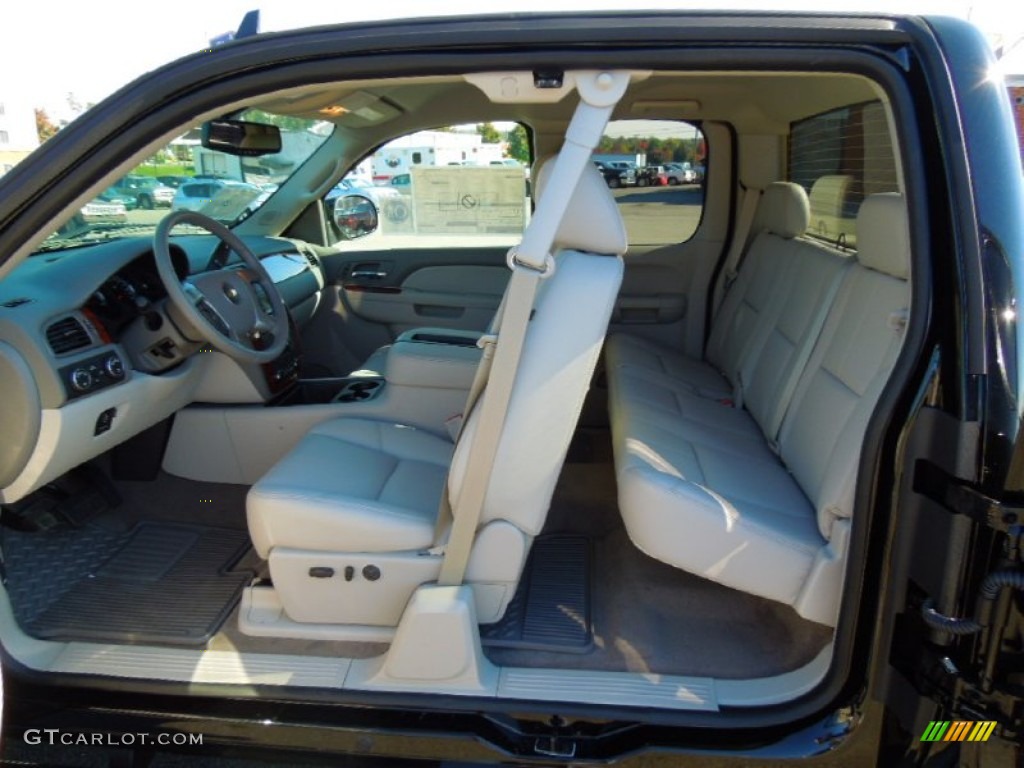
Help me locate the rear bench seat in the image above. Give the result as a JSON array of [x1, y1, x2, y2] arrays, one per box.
[[605, 192, 910, 627]]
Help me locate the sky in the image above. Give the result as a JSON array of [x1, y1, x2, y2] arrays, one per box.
[[2, 0, 1022, 122]]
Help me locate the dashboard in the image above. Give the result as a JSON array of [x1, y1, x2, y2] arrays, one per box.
[[85, 246, 190, 336], [0, 233, 325, 503]]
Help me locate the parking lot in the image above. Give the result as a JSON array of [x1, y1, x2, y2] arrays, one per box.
[[128, 183, 704, 251], [612, 183, 704, 246]]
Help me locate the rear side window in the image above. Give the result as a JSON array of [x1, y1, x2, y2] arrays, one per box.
[[597, 119, 706, 247], [788, 101, 898, 247]]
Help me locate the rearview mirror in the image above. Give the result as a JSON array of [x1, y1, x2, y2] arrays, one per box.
[[201, 119, 282, 157]]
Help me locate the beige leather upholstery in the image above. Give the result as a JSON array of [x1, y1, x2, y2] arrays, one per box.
[[247, 419, 452, 558], [247, 155, 625, 627], [855, 193, 910, 280], [606, 193, 910, 626], [606, 182, 814, 401], [754, 181, 811, 239]]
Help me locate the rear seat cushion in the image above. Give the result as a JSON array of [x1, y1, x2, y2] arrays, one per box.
[[616, 416, 823, 605], [606, 191, 910, 625]]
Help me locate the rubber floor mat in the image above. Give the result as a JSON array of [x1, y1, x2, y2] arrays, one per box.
[[3, 522, 252, 646], [481, 536, 592, 653]]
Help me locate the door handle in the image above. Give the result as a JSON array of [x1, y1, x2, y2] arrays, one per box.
[[349, 261, 389, 280]]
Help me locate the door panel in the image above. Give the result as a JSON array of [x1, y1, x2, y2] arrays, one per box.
[[609, 237, 724, 359], [599, 120, 727, 361], [344, 264, 508, 334], [300, 247, 509, 376]]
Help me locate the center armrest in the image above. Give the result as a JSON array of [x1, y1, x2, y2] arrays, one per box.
[[394, 327, 484, 347], [386, 335, 482, 390]]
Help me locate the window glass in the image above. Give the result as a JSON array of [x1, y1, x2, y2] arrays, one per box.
[[789, 101, 897, 247], [328, 123, 532, 249], [595, 119, 706, 247], [36, 108, 332, 253]]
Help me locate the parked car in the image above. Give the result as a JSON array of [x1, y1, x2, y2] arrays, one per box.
[[108, 175, 175, 210], [155, 174, 193, 189], [0, 10, 1023, 767], [636, 165, 668, 187], [170, 178, 265, 217], [593, 159, 636, 188], [664, 162, 698, 185], [78, 195, 128, 224], [388, 172, 411, 192]]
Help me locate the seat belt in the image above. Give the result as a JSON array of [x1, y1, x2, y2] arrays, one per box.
[[435, 70, 632, 587], [713, 185, 761, 313]]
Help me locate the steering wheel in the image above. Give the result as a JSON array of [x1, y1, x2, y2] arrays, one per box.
[[154, 210, 289, 364]]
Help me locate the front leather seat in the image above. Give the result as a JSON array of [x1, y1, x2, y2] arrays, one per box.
[[246, 157, 626, 628]]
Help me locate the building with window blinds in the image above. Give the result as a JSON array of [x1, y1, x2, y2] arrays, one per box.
[[0, 98, 39, 175]]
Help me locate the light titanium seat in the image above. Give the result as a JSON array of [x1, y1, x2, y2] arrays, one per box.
[[605, 181, 812, 400], [609, 193, 911, 627], [246, 158, 626, 628]]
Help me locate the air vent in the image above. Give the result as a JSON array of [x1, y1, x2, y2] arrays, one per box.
[[304, 250, 320, 269], [1, 297, 33, 308], [46, 316, 92, 355]]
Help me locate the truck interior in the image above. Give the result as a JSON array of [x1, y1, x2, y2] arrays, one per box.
[[0, 46, 921, 722]]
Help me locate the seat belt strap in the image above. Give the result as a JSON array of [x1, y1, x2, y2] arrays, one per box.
[[436, 265, 545, 585], [714, 185, 761, 312], [435, 70, 632, 587], [432, 328, 499, 538]]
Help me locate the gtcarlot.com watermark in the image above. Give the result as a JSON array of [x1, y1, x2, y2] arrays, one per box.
[[24, 729, 203, 747]]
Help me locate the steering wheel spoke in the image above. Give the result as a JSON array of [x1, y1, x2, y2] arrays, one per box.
[[154, 211, 290, 364]]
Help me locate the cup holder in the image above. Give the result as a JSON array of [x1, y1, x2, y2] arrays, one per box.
[[334, 378, 384, 403]]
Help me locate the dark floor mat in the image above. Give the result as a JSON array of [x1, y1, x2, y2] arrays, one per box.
[[4, 522, 252, 646], [564, 428, 614, 464], [481, 536, 592, 653]]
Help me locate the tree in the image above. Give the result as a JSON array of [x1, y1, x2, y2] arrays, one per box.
[[243, 109, 317, 132], [34, 109, 59, 143], [505, 124, 531, 163], [477, 122, 501, 144]]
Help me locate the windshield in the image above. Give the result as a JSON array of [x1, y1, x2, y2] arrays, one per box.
[[35, 109, 332, 254]]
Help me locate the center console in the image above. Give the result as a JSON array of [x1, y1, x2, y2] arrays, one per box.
[[385, 327, 482, 392], [164, 326, 483, 486], [274, 376, 385, 406]]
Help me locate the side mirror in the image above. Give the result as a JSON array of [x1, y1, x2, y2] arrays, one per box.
[[201, 119, 282, 157], [333, 195, 379, 240]]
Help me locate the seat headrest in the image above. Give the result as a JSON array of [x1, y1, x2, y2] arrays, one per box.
[[856, 193, 910, 280], [534, 156, 628, 256], [809, 174, 853, 218], [756, 182, 810, 239]]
